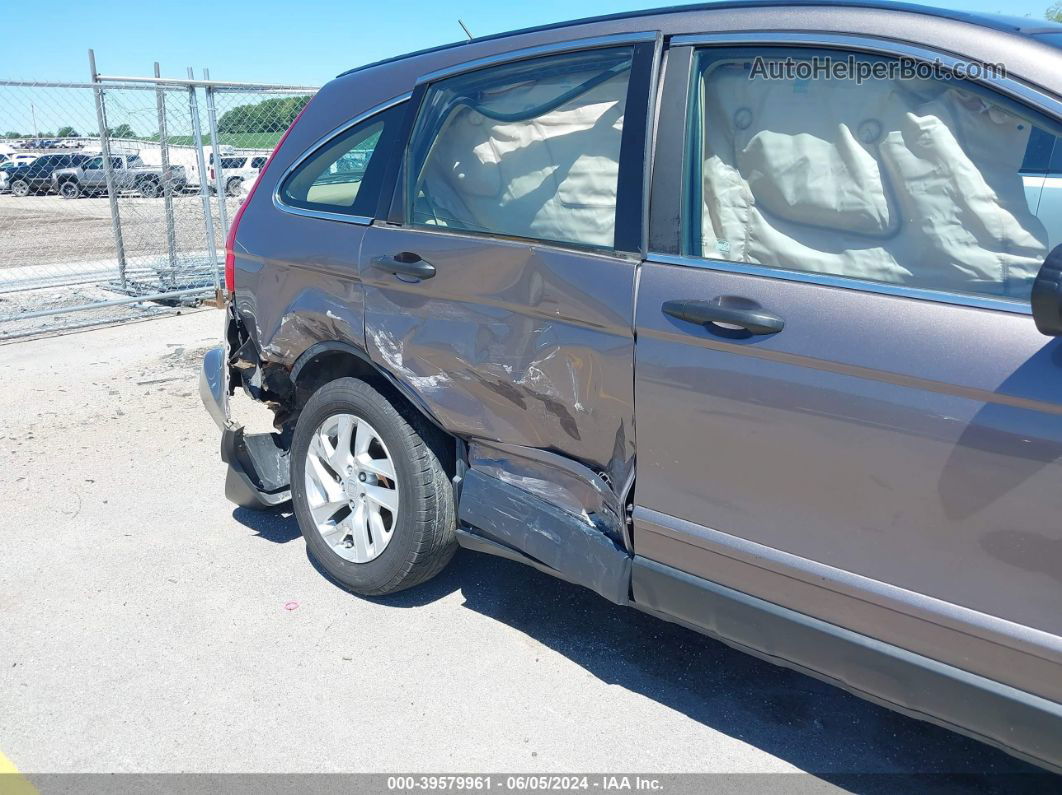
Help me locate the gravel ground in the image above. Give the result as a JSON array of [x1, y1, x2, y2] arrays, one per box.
[[0, 192, 230, 340], [0, 193, 240, 270], [0, 309, 1051, 782]]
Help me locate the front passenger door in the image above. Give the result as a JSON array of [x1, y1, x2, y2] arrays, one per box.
[[634, 43, 1062, 703]]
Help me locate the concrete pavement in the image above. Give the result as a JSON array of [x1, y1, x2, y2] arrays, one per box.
[[0, 309, 1046, 780]]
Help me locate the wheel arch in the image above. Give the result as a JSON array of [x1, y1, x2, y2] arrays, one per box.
[[289, 341, 456, 472]]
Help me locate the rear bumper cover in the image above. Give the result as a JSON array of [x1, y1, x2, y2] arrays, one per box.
[[199, 343, 291, 510]]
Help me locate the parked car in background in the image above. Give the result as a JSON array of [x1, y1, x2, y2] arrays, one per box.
[[0, 162, 16, 193], [209, 154, 268, 197], [200, 0, 1062, 774], [0, 159, 31, 186], [0, 153, 37, 167], [51, 153, 187, 198], [7, 153, 90, 196]]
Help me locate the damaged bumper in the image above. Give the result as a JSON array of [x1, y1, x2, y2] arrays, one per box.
[[199, 344, 292, 511]]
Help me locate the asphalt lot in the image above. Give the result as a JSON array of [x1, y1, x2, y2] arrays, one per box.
[[0, 309, 1051, 781]]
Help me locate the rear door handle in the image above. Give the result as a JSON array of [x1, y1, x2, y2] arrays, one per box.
[[662, 299, 784, 335], [371, 252, 436, 280]]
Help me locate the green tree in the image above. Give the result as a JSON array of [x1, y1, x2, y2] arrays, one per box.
[[56, 126, 79, 138], [1048, 2, 1062, 21], [3, 131, 22, 139], [217, 95, 312, 134], [107, 123, 136, 139]]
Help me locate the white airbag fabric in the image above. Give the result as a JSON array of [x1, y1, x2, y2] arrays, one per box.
[[701, 62, 1049, 298], [415, 68, 628, 248]]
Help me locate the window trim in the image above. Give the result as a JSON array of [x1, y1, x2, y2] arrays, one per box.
[[387, 34, 661, 256], [649, 33, 1061, 314], [415, 31, 658, 85], [272, 92, 411, 226]]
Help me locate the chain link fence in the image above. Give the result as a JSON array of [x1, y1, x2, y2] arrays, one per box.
[[0, 54, 317, 339]]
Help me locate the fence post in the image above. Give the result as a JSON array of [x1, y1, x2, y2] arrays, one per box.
[[154, 63, 179, 286], [203, 68, 230, 244], [186, 67, 220, 299], [88, 49, 128, 290]]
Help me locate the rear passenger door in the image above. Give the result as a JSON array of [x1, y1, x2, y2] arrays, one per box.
[[635, 42, 1062, 701], [360, 37, 658, 489]]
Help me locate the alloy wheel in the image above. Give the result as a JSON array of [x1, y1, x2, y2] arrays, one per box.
[[304, 413, 400, 563]]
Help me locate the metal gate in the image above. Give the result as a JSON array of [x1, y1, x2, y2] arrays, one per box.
[[0, 52, 318, 339]]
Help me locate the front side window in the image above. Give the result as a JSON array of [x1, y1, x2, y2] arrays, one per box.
[[684, 48, 1057, 303], [406, 47, 634, 250], [279, 103, 404, 217]]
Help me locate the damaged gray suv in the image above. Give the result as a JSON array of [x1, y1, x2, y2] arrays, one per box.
[[200, 1, 1062, 772]]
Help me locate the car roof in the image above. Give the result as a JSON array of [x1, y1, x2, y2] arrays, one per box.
[[336, 0, 1062, 78]]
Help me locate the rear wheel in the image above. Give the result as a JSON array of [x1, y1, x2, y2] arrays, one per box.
[[291, 378, 456, 595], [137, 178, 161, 198], [225, 178, 245, 197], [59, 181, 80, 199], [10, 179, 28, 198]]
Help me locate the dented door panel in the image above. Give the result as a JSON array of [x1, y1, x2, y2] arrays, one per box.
[[360, 225, 637, 491], [467, 439, 627, 547]]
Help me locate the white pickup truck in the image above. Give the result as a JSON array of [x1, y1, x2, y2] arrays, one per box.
[[51, 154, 187, 198]]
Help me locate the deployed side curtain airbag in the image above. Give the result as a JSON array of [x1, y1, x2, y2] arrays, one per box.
[[699, 59, 1050, 299], [409, 48, 633, 249]]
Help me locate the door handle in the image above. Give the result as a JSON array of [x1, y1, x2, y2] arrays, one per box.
[[662, 299, 784, 335], [371, 252, 436, 280]]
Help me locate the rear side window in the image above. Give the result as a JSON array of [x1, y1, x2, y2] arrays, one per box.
[[406, 47, 635, 249], [684, 48, 1058, 303], [279, 103, 406, 217], [251, 157, 267, 169]]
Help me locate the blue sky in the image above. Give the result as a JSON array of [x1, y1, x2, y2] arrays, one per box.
[[3, 0, 1057, 86], [0, 0, 1056, 135]]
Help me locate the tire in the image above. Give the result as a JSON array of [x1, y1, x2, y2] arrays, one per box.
[[225, 178, 245, 197], [137, 178, 161, 198], [10, 179, 29, 198], [291, 378, 456, 595], [59, 181, 80, 199]]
